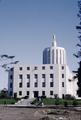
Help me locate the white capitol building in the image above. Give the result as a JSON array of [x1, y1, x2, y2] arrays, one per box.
[[8, 35, 77, 98]]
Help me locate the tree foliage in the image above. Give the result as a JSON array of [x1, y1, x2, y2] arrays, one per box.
[[77, 61, 81, 96], [0, 88, 8, 98], [0, 54, 19, 71], [75, 0, 81, 97]]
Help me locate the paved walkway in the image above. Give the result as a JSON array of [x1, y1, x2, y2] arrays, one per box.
[[14, 98, 35, 106]]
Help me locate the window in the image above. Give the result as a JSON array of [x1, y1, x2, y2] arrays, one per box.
[[34, 82, 38, 87], [50, 74, 53, 78], [50, 66, 53, 69], [19, 67, 22, 70], [42, 74, 45, 78], [42, 91, 45, 96], [50, 91, 53, 95], [62, 66, 64, 70], [52, 49, 54, 64], [60, 50, 61, 64], [10, 91, 12, 96], [42, 66, 45, 70], [27, 91, 29, 96], [68, 79, 71, 82], [34, 74, 38, 79], [50, 82, 53, 87], [27, 82, 30, 87], [19, 91, 22, 95], [42, 82, 46, 87], [14, 93, 17, 98], [10, 75, 13, 80], [11, 68, 13, 71], [27, 67, 30, 70], [62, 82, 64, 87], [27, 74, 30, 79], [34, 66, 37, 70], [10, 83, 12, 88], [19, 74, 23, 79], [56, 49, 58, 64], [62, 94, 64, 99], [19, 82, 22, 88], [62, 74, 64, 78], [34, 91, 39, 98]]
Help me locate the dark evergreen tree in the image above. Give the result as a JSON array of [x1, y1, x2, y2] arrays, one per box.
[[77, 61, 81, 96], [75, 0, 81, 97]]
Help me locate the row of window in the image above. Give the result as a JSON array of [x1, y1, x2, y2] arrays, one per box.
[[19, 90, 54, 96], [19, 74, 54, 79], [9, 73, 65, 80], [9, 91, 65, 98], [19, 66, 64, 71], [18, 82, 54, 88], [19, 74, 64, 79], [10, 73, 65, 80], [10, 82, 64, 88]]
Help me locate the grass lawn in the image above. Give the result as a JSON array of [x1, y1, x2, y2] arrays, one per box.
[[42, 98, 81, 106], [42, 98, 72, 105], [0, 98, 17, 104]]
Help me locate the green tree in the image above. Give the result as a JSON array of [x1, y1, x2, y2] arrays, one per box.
[[0, 54, 19, 71], [0, 88, 8, 98], [75, 0, 81, 97]]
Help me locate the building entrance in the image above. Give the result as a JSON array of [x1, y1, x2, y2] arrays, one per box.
[[33, 91, 39, 98]]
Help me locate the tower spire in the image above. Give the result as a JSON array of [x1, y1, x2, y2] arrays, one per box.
[[52, 34, 57, 47]]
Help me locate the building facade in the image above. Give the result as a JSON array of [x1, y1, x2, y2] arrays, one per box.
[[8, 35, 77, 98]]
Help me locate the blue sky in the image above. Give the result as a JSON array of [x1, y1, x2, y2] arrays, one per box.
[[0, 0, 79, 89]]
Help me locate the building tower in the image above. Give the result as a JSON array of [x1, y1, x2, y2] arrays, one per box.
[[43, 35, 67, 65], [43, 47, 50, 64]]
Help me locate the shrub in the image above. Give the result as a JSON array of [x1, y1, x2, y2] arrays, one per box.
[[64, 101, 68, 107], [4, 100, 7, 105], [55, 99, 59, 105], [72, 100, 78, 107], [64, 94, 75, 100], [54, 94, 58, 99], [41, 96, 46, 99]]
